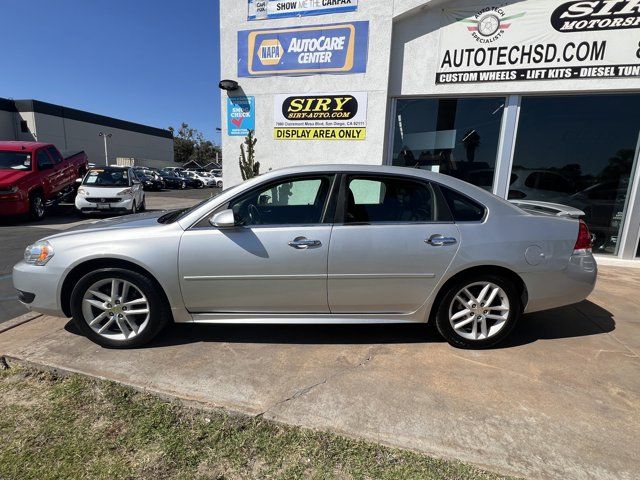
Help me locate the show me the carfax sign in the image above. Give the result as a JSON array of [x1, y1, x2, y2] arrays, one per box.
[[274, 92, 367, 140], [436, 0, 640, 85], [238, 21, 369, 77], [248, 0, 358, 20]]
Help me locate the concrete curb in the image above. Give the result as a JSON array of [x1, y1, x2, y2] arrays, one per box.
[[0, 312, 42, 335]]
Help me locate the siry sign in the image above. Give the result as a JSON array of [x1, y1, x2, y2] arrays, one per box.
[[551, 0, 640, 32], [248, 0, 358, 21], [436, 0, 640, 85], [274, 92, 367, 140], [238, 22, 369, 77]]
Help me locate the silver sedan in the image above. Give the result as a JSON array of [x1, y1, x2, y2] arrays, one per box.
[[13, 165, 597, 349]]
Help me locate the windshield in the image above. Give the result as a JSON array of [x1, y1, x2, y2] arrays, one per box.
[[0, 151, 32, 171], [83, 169, 130, 187]]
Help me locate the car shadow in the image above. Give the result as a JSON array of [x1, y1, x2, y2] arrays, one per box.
[[63, 299, 615, 350]]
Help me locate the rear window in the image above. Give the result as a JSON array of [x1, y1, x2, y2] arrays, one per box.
[[440, 186, 486, 222]]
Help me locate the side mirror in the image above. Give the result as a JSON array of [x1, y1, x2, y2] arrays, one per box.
[[209, 209, 236, 228]]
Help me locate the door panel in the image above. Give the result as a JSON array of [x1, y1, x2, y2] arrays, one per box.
[[328, 224, 459, 314], [179, 226, 331, 313]]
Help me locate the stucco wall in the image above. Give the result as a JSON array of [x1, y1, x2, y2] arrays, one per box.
[[220, 0, 394, 187], [0, 110, 16, 140]]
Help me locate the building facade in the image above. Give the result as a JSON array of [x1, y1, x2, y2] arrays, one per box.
[[0, 98, 175, 168], [220, 0, 640, 261]]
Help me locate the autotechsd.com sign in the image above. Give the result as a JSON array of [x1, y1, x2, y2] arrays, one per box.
[[237, 21, 368, 77], [436, 0, 640, 84], [273, 92, 367, 140]]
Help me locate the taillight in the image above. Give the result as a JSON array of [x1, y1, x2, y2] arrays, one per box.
[[574, 220, 592, 253]]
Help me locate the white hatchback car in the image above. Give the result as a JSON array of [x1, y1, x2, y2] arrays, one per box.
[[75, 166, 145, 215]]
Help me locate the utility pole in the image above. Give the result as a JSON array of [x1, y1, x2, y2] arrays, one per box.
[[99, 132, 112, 166]]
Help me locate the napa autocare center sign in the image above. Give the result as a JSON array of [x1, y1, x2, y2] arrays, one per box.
[[237, 21, 369, 77], [227, 96, 255, 136], [248, 0, 357, 20], [274, 93, 367, 140], [436, 0, 640, 84]]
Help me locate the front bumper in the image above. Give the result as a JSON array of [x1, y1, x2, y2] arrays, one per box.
[[13, 260, 66, 317], [75, 195, 134, 213], [0, 197, 29, 215]]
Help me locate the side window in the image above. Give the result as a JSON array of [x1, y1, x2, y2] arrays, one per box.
[[36, 150, 54, 170], [346, 176, 434, 224], [46, 147, 63, 164], [229, 176, 333, 226], [440, 186, 485, 222]]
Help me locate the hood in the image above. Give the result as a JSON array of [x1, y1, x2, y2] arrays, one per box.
[[80, 185, 132, 195], [44, 211, 170, 240], [0, 169, 32, 187]]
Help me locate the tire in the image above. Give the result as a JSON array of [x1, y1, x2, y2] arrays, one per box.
[[180, 181, 186, 190], [216, 181, 223, 188], [140, 196, 146, 212], [131, 201, 137, 215], [70, 268, 171, 348], [29, 191, 46, 220], [434, 274, 521, 349]]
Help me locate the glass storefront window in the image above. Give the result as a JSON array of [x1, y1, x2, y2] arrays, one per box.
[[510, 95, 640, 255], [392, 98, 506, 191]]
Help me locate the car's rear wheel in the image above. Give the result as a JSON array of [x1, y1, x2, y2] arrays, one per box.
[[29, 191, 45, 220], [435, 274, 521, 349], [70, 268, 170, 348], [216, 181, 223, 188]]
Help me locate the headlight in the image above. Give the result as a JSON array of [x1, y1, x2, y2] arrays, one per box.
[[77, 187, 88, 196], [24, 241, 54, 266], [119, 188, 133, 196]]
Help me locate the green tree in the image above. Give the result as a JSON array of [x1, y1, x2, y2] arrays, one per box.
[[168, 123, 220, 165]]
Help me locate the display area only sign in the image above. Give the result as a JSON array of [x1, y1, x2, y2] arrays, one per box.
[[227, 96, 255, 136], [436, 1, 640, 84], [248, 0, 358, 21], [274, 92, 367, 140], [237, 22, 369, 77]]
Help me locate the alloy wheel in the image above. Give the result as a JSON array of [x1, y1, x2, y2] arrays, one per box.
[[33, 196, 45, 218], [81, 278, 151, 340], [448, 281, 510, 341]]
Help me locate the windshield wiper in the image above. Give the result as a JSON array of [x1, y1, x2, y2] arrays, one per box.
[[157, 208, 188, 224]]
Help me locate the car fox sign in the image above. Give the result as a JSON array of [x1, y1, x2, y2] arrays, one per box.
[[248, 0, 358, 20]]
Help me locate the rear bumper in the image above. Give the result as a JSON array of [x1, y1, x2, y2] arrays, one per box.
[[522, 252, 598, 313]]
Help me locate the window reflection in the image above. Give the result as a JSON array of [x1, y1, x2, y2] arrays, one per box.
[[510, 95, 639, 255], [392, 98, 505, 190]]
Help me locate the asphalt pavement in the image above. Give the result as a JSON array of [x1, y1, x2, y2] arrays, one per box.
[[0, 188, 215, 324]]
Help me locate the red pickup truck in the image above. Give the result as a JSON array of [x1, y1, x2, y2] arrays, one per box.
[[0, 141, 88, 220]]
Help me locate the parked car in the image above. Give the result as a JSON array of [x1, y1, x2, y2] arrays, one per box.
[[137, 171, 164, 191], [184, 170, 213, 187], [159, 171, 187, 189], [211, 172, 223, 188], [75, 166, 145, 215], [508, 168, 574, 203], [14, 165, 598, 349], [0, 141, 88, 220], [176, 171, 204, 189]]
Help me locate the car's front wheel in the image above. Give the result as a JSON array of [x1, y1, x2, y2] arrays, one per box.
[[435, 274, 521, 349], [70, 268, 170, 348]]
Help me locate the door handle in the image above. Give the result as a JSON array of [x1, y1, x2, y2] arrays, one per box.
[[288, 237, 322, 249], [426, 234, 457, 247]]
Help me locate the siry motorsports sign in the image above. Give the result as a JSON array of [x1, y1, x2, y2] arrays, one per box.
[[436, 0, 640, 84], [248, 0, 358, 21], [274, 92, 367, 140], [238, 21, 369, 77]]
